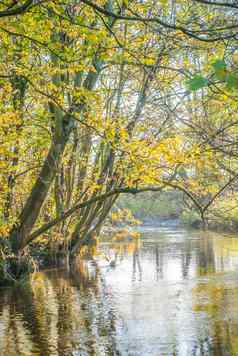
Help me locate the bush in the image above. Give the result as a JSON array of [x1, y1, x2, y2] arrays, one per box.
[[180, 210, 201, 227]]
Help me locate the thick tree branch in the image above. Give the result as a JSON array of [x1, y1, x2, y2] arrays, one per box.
[[27, 186, 163, 245], [193, 0, 238, 9], [0, 0, 34, 17]]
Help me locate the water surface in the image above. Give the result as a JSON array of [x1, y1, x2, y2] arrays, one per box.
[[1, 227, 238, 355]]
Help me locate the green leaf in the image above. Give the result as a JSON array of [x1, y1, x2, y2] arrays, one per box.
[[212, 59, 226, 71], [187, 75, 208, 91], [212, 59, 226, 80], [225, 73, 238, 90]]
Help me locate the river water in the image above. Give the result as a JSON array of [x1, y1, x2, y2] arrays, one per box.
[[1, 227, 238, 356]]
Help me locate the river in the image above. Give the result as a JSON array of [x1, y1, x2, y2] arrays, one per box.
[[1, 227, 238, 355]]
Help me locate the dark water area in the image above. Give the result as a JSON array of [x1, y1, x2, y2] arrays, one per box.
[[1, 227, 238, 355]]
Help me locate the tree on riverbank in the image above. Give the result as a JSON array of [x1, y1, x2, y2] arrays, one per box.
[[1, 0, 238, 282]]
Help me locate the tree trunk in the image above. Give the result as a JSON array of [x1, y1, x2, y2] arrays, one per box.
[[10, 126, 71, 252]]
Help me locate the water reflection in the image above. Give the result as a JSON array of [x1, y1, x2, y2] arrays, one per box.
[[1, 228, 238, 355], [132, 245, 142, 282]]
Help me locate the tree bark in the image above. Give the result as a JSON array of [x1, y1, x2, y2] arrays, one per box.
[[9, 116, 73, 252]]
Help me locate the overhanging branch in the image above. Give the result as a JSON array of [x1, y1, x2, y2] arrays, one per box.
[[0, 0, 34, 18], [27, 186, 163, 245], [80, 0, 238, 42]]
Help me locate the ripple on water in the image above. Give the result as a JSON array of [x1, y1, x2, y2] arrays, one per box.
[[1, 228, 238, 355]]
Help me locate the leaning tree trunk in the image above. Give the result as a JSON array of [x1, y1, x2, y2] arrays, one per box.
[[10, 119, 73, 252], [8, 0, 119, 255]]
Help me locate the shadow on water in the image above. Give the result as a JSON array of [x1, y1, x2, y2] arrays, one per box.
[[1, 228, 238, 355]]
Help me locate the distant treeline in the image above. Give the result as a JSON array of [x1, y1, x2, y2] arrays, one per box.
[[118, 191, 184, 222], [118, 191, 238, 232]]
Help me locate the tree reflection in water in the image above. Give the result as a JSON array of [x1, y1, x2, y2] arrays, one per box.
[[132, 246, 142, 282], [1, 228, 238, 355], [0, 260, 122, 355]]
